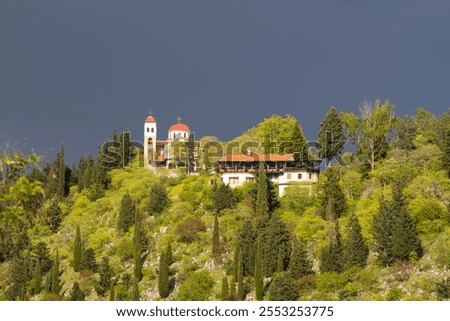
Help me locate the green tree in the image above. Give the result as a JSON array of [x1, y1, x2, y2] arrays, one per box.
[[96, 257, 114, 296], [268, 272, 299, 301], [391, 115, 417, 151], [212, 211, 221, 261], [239, 220, 255, 276], [50, 250, 61, 295], [133, 209, 143, 282], [81, 248, 97, 272], [56, 145, 67, 198], [33, 259, 42, 295], [341, 100, 396, 170], [255, 162, 270, 230], [6, 254, 32, 300], [320, 222, 344, 273], [254, 235, 264, 301], [319, 167, 346, 220], [148, 181, 169, 215], [211, 182, 236, 213], [390, 184, 423, 262], [373, 185, 423, 265], [373, 195, 394, 266], [237, 251, 244, 301], [70, 282, 85, 301], [73, 225, 82, 272], [263, 214, 291, 277], [317, 106, 345, 166], [221, 277, 230, 301], [177, 271, 214, 301], [288, 239, 313, 280], [33, 241, 53, 274], [232, 241, 240, 281], [345, 213, 369, 268], [131, 278, 139, 301], [46, 198, 62, 233], [158, 251, 170, 298], [118, 193, 135, 232]]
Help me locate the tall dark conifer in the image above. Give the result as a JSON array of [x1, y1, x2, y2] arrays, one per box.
[[317, 107, 345, 166], [73, 225, 82, 272], [57, 145, 66, 198], [254, 235, 264, 301], [33, 259, 42, 295], [118, 193, 135, 232], [212, 211, 221, 261], [289, 239, 313, 280], [263, 214, 291, 277], [345, 213, 369, 268], [255, 162, 270, 229], [320, 221, 344, 273], [133, 209, 143, 282], [239, 220, 255, 276], [221, 277, 230, 301], [319, 167, 346, 220], [158, 251, 170, 298], [237, 251, 244, 301]]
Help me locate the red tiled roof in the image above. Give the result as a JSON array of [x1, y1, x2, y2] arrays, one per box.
[[145, 116, 156, 123], [169, 123, 190, 132], [219, 152, 294, 162]]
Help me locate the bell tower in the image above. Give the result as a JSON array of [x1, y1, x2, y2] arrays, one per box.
[[144, 114, 157, 168]]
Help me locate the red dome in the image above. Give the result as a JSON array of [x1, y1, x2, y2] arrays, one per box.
[[145, 116, 156, 123], [168, 123, 190, 132]]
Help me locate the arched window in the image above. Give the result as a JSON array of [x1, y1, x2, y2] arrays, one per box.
[[151, 127, 154, 133], [146, 128, 149, 133]]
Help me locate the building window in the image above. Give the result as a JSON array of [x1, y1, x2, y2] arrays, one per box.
[[309, 173, 312, 179], [151, 128, 154, 133], [245, 177, 254, 182], [184, 133, 187, 138], [146, 128, 149, 133], [287, 173, 292, 180], [298, 173, 302, 180], [229, 177, 239, 185]]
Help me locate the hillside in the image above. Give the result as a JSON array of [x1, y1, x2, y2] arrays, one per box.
[[1, 104, 450, 301]]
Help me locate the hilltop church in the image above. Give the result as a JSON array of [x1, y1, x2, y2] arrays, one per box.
[[143, 114, 318, 195]]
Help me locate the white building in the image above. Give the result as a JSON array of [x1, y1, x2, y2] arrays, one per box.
[[218, 152, 318, 196], [143, 115, 192, 169]]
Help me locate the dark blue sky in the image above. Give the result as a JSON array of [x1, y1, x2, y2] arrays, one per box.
[[1, 1, 450, 164]]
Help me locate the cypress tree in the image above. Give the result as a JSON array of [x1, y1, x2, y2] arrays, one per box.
[[254, 235, 264, 301], [133, 209, 142, 282], [158, 251, 170, 298], [118, 193, 135, 233], [33, 241, 53, 274], [212, 211, 220, 261], [229, 278, 237, 301], [255, 163, 270, 230], [277, 250, 284, 273], [345, 213, 369, 268], [81, 248, 97, 272], [46, 198, 62, 233], [109, 285, 116, 301], [57, 145, 66, 198], [319, 167, 346, 220], [33, 259, 42, 295], [320, 221, 344, 273], [148, 181, 169, 215], [289, 239, 313, 280], [239, 220, 255, 276], [70, 282, 85, 301], [232, 241, 240, 281], [268, 272, 299, 301], [237, 251, 244, 301], [96, 257, 114, 296], [73, 225, 82, 272], [166, 243, 173, 266], [263, 214, 291, 277], [50, 250, 61, 295], [317, 106, 345, 166], [221, 277, 230, 301], [131, 278, 140, 301]]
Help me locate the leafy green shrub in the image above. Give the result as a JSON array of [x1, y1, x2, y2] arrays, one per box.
[[386, 288, 404, 301], [177, 270, 214, 300]]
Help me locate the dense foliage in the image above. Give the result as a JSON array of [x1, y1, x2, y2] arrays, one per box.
[[1, 108, 449, 301]]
